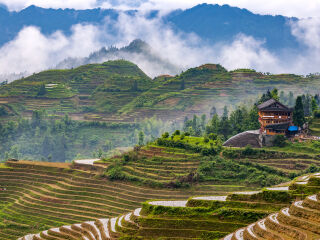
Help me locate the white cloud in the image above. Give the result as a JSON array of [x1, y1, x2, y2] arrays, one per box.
[[0, 24, 103, 75], [216, 35, 281, 73], [1, 11, 320, 82]]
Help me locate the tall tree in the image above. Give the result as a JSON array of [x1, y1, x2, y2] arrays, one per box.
[[219, 106, 230, 138], [37, 84, 47, 96], [131, 80, 138, 91], [288, 92, 295, 107], [311, 97, 318, 113], [138, 131, 145, 146], [180, 79, 185, 90], [293, 96, 305, 127], [270, 88, 279, 101]]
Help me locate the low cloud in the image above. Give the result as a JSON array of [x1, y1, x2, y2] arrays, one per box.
[[0, 12, 320, 82], [0, 24, 103, 77]]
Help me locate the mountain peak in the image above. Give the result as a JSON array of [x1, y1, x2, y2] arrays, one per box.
[[124, 39, 150, 52]]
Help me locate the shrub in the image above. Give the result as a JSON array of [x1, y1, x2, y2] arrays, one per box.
[[314, 110, 320, 118], [0, 106, 8, 116], [173, 130, 180, 136], [203, 137, 209, 143], [242, 145, 255, 156], [208, 133, 217, 140], [162, 132, 169, 138], [105, 164, 125, 180], [273, 135, 287, 147]]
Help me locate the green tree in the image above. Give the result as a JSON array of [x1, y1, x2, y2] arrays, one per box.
[[180, 79, 185, 90], [293, 96, 305, 127], [206, 114, 220, 135], [312, 97, 318, 113], [138, 131, 145, 146], [219, 106, 230, 138], [288, 92, 295, 107], [0, 106, 8, 116], [37, 84, 47, 96], [271, 88, 279, 101], [131, 80, 138, 91]]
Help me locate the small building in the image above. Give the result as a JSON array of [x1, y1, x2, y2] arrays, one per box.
[[257, 99, 293, 136]]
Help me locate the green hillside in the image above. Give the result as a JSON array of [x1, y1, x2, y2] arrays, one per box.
[[1, 61, 320, 123]]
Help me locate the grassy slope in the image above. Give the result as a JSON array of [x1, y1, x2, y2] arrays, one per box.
[[1, 62, 320, 122], [0, 60, 154, 115], [1, 136, 320, 239]]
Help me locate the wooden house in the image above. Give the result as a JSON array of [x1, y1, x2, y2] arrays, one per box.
[[257, 99, 293, 135]]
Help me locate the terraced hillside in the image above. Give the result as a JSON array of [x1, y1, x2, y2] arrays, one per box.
[[19, 170, 320, 239], [222, 147, 320, 174], [310, 117, 320, 136], [0, 159, 258, 240], [100, 142, 292, 189], [1, 61, 320, 123], [225, 175, 320, 240]]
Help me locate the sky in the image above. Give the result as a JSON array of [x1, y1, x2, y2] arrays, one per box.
[[1, 0, 320, 18], [1, 0, 320, 81]]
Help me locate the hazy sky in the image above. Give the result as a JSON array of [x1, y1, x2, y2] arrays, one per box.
[[1, 0, 320, 18]]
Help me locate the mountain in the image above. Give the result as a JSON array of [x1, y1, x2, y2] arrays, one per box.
[[56, 39, 181, 77], [1, 60, 320, 123], [0, 4, 300, 51], [165, 4, 299, 50]]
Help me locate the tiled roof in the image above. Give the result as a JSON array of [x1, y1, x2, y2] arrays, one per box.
[[257, 98, 291, 111]]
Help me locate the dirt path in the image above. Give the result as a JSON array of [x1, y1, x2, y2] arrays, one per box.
[[74, 159, 100, 166]]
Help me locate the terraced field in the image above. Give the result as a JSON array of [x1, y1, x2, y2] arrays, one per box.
[[226, 176, 320, 239], [106, 146, 202, 186], [101, 145, 275, 190], [0, 160, 254, 240], [310, 118, 320, 136], [19, 169, 320, 240], [222, 148, 320, 173]]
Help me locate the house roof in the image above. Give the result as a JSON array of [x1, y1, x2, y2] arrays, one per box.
[[265, 122, 290, 131], [223, 130, 262, 148], [257, 99, 291, 112]]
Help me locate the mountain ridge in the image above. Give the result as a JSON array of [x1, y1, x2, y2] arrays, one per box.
[[0, 3, 301, 51]]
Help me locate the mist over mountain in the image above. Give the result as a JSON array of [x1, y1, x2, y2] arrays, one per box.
[[56, 39, 181, 77], [0, 3, 319, 82], [0, 4, 300, 51]]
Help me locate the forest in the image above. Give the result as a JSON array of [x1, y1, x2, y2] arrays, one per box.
[[0, 88, 319, 163]]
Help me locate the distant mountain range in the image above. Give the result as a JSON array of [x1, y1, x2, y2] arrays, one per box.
[[0, 4, 300, 51]]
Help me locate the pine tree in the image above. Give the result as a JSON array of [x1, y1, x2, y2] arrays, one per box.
[[219, 106, 230, 138], [293, 96, 305, 127], [138, 131, 144, 146], [180, 79, 185, 90], [312, 97, 318, 113], [37, 84, 47, 96], [288, 92, 295, 107]]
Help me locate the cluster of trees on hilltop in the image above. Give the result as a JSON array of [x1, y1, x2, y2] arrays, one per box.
[[181, 89, 320, 141], [182, 104, 259, 141]]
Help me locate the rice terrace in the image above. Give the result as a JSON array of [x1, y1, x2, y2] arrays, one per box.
[[1, 0, 320, 240]]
